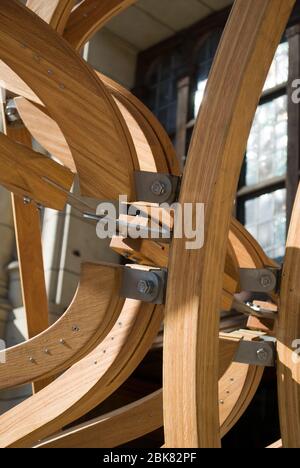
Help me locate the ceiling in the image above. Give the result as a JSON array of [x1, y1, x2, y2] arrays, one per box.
[[105, 0, 233, 52]]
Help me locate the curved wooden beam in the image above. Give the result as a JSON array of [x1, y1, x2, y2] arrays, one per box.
[[0, 263, 124, 390], [15, 97, 75, 172], [163, 0, 295, 448], [0, 300, 163, 448], [34, 333, 264, 448], [63, 0, 136, 51], [35, 390, 163, 448], [0, 0, 137, 200], [26, 0, 75, 34], [277, 184, 300, 447]]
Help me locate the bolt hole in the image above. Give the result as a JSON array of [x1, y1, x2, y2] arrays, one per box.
[[73, 250, 81, 258]]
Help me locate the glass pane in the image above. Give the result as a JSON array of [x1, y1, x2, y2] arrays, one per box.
[[245, 189, 286, 259], [245, 95, 287, 186], [194, 30, 222, 117], [264, 42, 289, 92], [194, 79, 208, 117]]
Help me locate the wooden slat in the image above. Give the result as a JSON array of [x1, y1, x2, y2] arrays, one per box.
[[277, 184, 300, 447], [15, 97, 75, 171], [26, 0, 75, 34], [0, 300, 163, 447], [0, 103, 49, 342], [0, 0, 137, 200], [63, 0, 136, 50], [1, 114, 50, 393], [163, 0, 295, 448], [34, 333, 263, 448], [0, 264, 123, 390], [35, 390, 163, 448], [0, 131, 74, 210]]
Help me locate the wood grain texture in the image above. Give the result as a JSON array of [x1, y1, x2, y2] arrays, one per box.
[[0, 131, 74, 210], [0, 300, 163, 447], [0, 263, 123, 390], [1, 114, 50, 393], [34, 333, 263, 448], [35, 390, 163, 448], [1, 106, 49, 341], [15, 97, 75, 172], [26, 0, 75, 34], [64, 0, 136, 51], [163, 0, 295, 448], [277, 184, 300, 447], [0, 0, 137, 200]]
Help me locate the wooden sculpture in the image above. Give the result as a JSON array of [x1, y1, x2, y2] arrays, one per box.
[[0, 0, 298, 448]]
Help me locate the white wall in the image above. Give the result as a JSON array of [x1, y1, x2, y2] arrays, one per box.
[[86, 28, 138, 90]]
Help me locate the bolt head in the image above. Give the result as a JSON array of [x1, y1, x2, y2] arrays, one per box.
[[257, 347, 269, 362], [151, 180, 166, 197], [23, 196, 31, 205], [137, 279, 154, 295], [260, 274, 272, 289]]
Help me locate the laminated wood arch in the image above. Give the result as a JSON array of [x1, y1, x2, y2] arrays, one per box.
[[0, 0, 298, 450], [0, 301, 163, 448], [0, 264, 124, 390], [26, 0, 76, 34], [277, 185, 300, 447], [63, 0, 136, 51], [0, 0, 137, 200], [163, 0, 295, 448]]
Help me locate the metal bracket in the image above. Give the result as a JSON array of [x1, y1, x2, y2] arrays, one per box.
[[239, 268, 280, 293], [234, 336, 276, 367], [134, 171, 181, 205], [120, 267, 167, 304]]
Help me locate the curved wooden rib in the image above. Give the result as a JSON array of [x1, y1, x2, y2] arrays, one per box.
[[0, 264, 124, 390], [0, 132, 74, 210], [0, 0, 137, 200], [0, 68, 179, 175], [163, 0, 294, 448], [26, 0, 75, 34], [230, 218, 278, 270], [35, 390, 163, 449], [15, 97, 75, 172], [63, 0, 136, 51], [277, 184, 300, 447], [34, 334, 263, 448], [0, 301, 163, 448]]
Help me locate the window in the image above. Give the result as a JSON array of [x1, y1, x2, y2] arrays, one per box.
[[136, 8, 300, 263], [238, 41, 289, 261], [194, 30, 222, 117], [144, 51, 183, 137]]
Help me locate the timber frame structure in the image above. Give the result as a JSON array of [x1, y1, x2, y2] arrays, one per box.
[[0, 0, 298, 448]]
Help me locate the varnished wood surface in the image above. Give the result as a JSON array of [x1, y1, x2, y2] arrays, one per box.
[[0, 300, 163, 447], [163, 0, 295, 448], [277, 184, 300, 447], [0, 131, 74, 210], [15, 97, 75, 172], [0, 264, 123, 390], [2, 116, 50, 393], [0, 0, 137, 200], [64, 0, 136, 51], [26, 0, 75, 34]]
